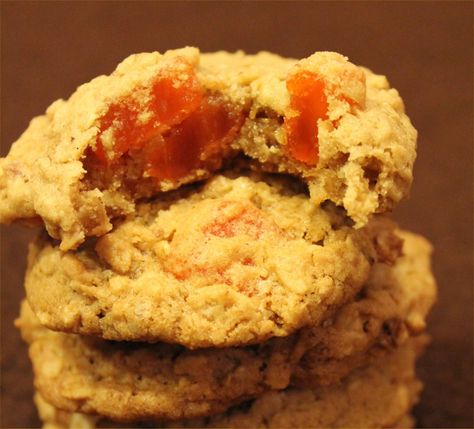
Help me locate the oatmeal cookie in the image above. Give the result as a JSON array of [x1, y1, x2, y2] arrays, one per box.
[[294, 229, 436, 386], [24, 173, 379, 348], [33, 338, 425, 428], [18, 231, 434, 421], [0, 48, 416, 249], [20, 301, 299, 421]]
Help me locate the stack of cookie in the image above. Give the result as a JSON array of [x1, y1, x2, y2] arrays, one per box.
[[1, 48, 436, 428]]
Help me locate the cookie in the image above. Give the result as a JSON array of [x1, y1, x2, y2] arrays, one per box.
[[17, 230, 434, 421], [0, 47, 416, 249], [294, 229, 436, 386], [33, 338, 425, 428], [20, 300, 298, 421], [183, 338, 426, 428], [24, 172, 382, 348]]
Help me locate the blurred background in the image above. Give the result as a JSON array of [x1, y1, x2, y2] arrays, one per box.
[[1, 2, 472, 427]]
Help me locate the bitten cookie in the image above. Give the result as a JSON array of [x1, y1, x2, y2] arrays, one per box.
[[0, 47, 416, 249], [17, 230, 435, 421], [24, 172, 379, 348], [33, 338, 425, 428]]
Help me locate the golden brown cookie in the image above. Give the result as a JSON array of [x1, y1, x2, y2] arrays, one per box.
[[20, 300, 298, 422], [294, 229, 436, 386], [18, 230, 435, 422], [33, 338, 425, 428], [24, 172, 379, 348], [0, 48, 416, 249]]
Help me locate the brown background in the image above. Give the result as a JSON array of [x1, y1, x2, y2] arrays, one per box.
[[1, 1, 472, 428]]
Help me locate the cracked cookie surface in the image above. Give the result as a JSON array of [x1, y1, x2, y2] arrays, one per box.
[[0, 48, 416, 249]]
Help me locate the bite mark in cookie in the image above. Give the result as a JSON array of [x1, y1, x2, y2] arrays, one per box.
[[285, 64, 365, 166], [91, 58, 243, 181], [0, 48, 416, 249]]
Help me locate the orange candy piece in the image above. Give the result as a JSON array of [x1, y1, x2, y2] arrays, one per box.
[[94, 62, 242, 181], [95, 62, 202, 163], [285, 71, 329, 166], [145, 96, 243, 181]]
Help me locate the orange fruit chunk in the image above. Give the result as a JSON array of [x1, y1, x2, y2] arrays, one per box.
[[93, 62, 243, 181], [145, 96, 243, 181], [285, 71, 328, 166], [167, 200, 283, 296], [95, 62, 202, 163]]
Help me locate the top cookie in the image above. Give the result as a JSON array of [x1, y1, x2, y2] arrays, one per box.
[[0, 48, 416, 249]]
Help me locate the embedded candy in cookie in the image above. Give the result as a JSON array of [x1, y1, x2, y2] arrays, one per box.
[[32, 338, 425, 428], [24, 172, 377, 348], [0, 47, 416, 249]]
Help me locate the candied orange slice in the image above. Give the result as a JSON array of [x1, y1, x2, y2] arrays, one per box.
[[285, 71, 328, 166], [93, 61, 243, 181], [95, 61, 202, 163], [144, 96, 243, 180]]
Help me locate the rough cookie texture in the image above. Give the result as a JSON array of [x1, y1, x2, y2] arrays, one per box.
[[183, 338, 425, 428], [24, 173, 379, 348], [34, 338, 425, 428], [17, 230, 434, 421], [0, 47, 416, 249], [294, 229, 436, 386], [19, 301, 298, 421]]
